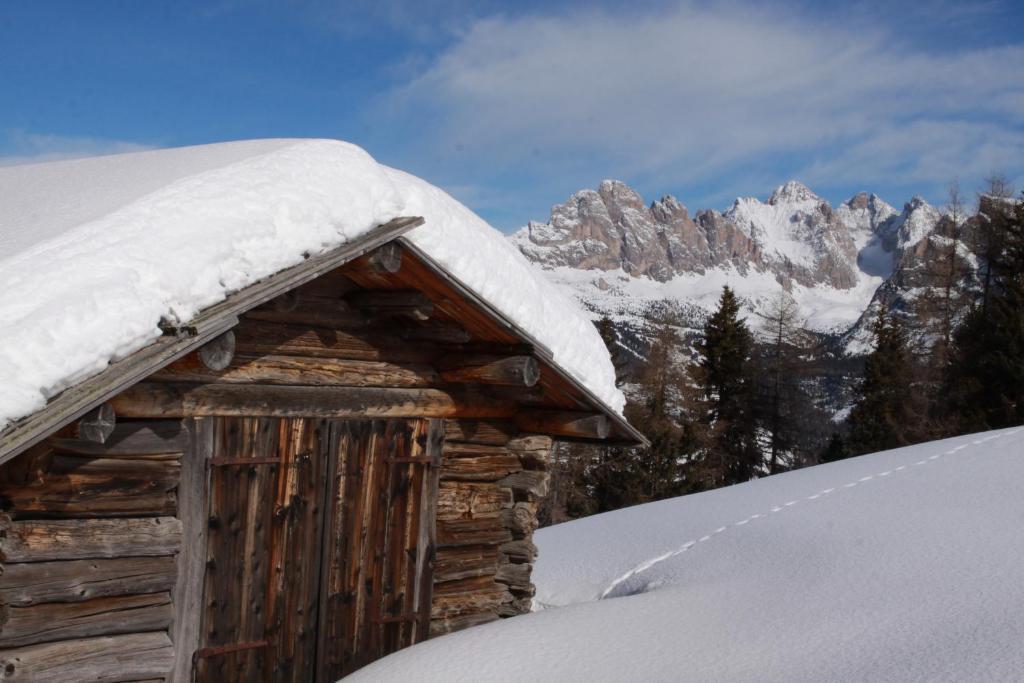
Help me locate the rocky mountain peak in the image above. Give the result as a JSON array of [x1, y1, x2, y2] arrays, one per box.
[[768, 180, 820, 205]]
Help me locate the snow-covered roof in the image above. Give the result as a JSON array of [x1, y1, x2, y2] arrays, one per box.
[[350, 427, 1024, 681], [0, 139, 625, 431]]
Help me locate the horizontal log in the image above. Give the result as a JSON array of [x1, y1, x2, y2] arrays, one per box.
[[441, 455, 523, 482], [75, 404, 116, 444], [437, 518, 512, 548], [0, 592, 172, 648], [151, 353, 439, 388], [498, 539, 537, 564], [111, 383, 516, 420], [0, 456, 180, 518], [0, 631, 174, 682], [494, 562, 532, 591], [444, 420, 517, 445], [233, 320, 433, 363], [496, 470, 551, 500], [366, 242, 403, 274], [514, 410, 611, 440], [0, 517, 182, 563], [439, 354, 540, 387], [438, 482, 513, 521], [198, 330, 235, 371], [244, 296, 368, 330], [346, 289, 434, 321], [434, 545, 500, 583], [501, 502, 539, 538], [401, 324, 472, 345], [496, 595, 533, 617], [431, 576, 513, 619], [429, 611, 498, 637], [443, 442, 516, 457], [0, 557, 177, 606], [49, 420, 186, 456]]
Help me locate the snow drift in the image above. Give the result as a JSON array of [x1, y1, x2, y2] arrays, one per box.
[[0, 139, 624, 429], [350, 428, 1024, 682]]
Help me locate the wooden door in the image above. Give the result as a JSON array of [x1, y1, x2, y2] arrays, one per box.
[[316, 419, 442, 681], [193, 417, 440, 683]]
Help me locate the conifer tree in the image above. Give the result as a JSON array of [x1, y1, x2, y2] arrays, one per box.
[[693, 286, 759, 486], [846, 307, 916, 455], [943, 191, 1024, 431]]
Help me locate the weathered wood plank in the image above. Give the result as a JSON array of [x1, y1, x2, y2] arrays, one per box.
[[264, 418, 328, 683], [437, 481, 512, 521], [431, 576, 512, 619], [0, 517, 182, 562], [0, 592, 172, 648], [439, 354, 540, 387], [151, 353, 440, 388], [444, 420, 517, 445], [400, 324, 471, 345], [75, 404, 116, 444], [233, 320, 434, 363], [346, 290, 434, 322], [169, 418, 212, 683], [436, 518, 512, 548], [434, 545, 500, 583], [440, 455, 522, 482], [0, 456, 180, 518], [0, 631, 174, 682], [498, 539, 538, 564], [0, 557, 176, 607], [197, 330, 236, 371], [514, 410, 611, 440], [197, 417, 276, 682], [496, 470, 551, 499], [49, 420, 186, 456], [429, 611, 498, 637], [243, 296, 368, 330], [111, 383, 517, 420]]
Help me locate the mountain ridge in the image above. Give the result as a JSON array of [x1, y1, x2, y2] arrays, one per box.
[[509, 179, 981, 357]]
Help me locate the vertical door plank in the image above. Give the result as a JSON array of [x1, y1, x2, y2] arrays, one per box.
[[265, 418, 329, 683], [170, 418, 213, 683], [196, 417, 278, 682]]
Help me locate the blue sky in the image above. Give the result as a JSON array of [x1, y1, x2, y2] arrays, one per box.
[[2, 0, 1022, 231]]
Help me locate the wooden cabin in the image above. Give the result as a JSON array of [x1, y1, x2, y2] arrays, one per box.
[[0, 216, 644, 681]]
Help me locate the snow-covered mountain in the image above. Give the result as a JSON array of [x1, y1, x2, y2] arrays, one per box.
[[509, 179, 980, 356]]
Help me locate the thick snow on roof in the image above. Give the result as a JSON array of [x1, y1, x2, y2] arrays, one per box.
[[0, 139, 624, 429], [350, 428, 1024, 682]]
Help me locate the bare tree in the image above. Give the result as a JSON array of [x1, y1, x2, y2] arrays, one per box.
[[755, 291, 812, 474]]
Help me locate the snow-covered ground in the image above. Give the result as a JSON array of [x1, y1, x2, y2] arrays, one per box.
[[0, 139, 623, 429], [351, 428, 1024, 682]]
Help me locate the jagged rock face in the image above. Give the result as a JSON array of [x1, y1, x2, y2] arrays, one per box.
[[512, 179, 882, 289], [512, 180, 720, 281], [721, 181, 863, 289]]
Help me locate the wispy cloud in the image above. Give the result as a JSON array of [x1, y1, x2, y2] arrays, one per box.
[[379, 1, 1024, 215], [0, 131, 154, 167]]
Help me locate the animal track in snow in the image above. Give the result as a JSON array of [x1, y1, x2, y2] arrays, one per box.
[[599, 430, 1019, 600]]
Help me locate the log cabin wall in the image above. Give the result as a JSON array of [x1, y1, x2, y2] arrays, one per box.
[[0, 245, 571, 680], [0, 419, 185, 681], [433, 421, 552, 636]]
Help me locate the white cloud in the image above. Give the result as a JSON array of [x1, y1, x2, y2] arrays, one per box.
[[384, 1, 1024, 206], [0, 131, 154, 167]]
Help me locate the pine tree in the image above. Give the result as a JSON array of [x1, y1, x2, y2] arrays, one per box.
[[846, 307, 916, 455], [943, 191, 1024, 431], [693, 286, 759, 486], [820, 432, 850, 463]]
